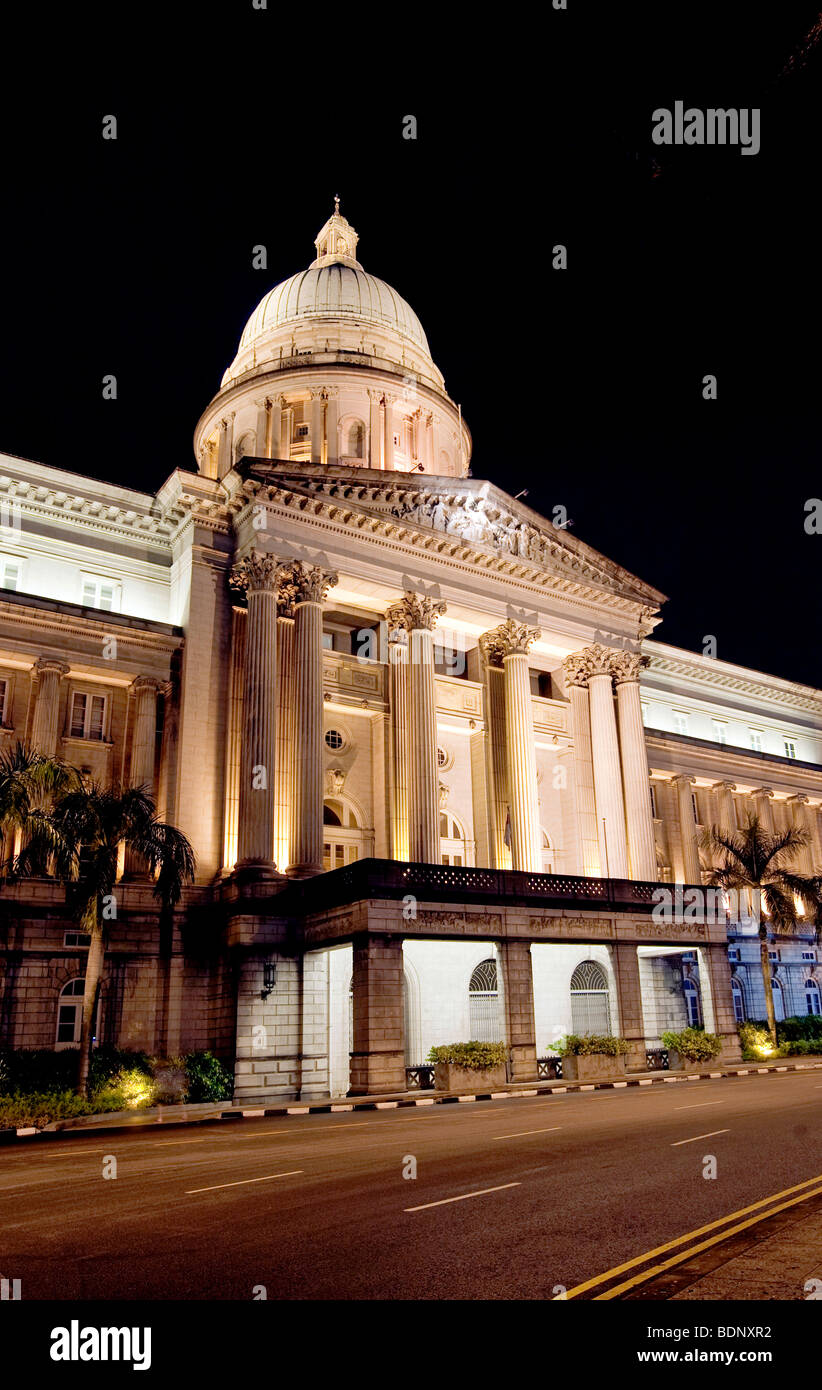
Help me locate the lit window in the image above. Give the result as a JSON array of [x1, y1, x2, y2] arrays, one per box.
[[784, 740, 796, 760], [80, 576, 119, 612], [672, 712, 688, 736], [0, 558, 21, 591], [713, 721, 727, 746], [69, 691, 107, 741], [325, 728, 344, 751], [749, 729, 763, 753]]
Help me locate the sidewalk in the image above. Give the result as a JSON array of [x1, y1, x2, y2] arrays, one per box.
[[3, 1057, 820, 1145]]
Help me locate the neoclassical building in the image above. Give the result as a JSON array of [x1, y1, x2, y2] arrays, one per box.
[[1, 204, 821, 1097]]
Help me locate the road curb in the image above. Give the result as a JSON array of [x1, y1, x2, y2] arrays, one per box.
[[3, 1059, 821, 1145]]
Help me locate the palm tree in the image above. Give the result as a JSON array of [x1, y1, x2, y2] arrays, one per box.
[[16, 782, 195, 1094], [0, 742, 80, 875], [702, 815, 822, 1045]]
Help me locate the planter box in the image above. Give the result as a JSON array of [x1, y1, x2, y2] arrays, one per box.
[[434, 1062, 507, 1092], [667, 1049, 683, 1070], [560, 1053, 626, 1081]]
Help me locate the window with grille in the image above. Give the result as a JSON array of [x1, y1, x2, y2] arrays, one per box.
[[69, 691, 107, 740], [570, 960, 612, 1035], [749, 729, 763, 753], [683, 977, 702, 1027], [784, 740, 796, 759], [325, 728, 344, 751], [80, 576, 118, 611], [731, 977, 746, 1023], [0, 558, 21, 591], [55, 978, 85, 1045], [805, 979, 822, 1016], [673, 712, 688, 735], [468, 958, 501, 1042]]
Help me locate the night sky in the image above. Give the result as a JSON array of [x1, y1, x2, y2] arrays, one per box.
[[1, 2, 820, 686]]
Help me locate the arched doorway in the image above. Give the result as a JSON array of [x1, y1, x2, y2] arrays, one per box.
[[323, 797, 366, 871], [570, 960, 612, 1035], [440, 810, 471, 866]]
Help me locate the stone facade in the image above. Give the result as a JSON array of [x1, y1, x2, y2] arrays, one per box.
[[1, 205, 821, 1098]]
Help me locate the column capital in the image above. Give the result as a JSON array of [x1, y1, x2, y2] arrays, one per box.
[[611, 650, 650, 684], [280, 560, 338, 606], [479, 619, 541, 667], [129, 675, 163, 696], [712, 780, 737, 793], [230, 551, 280, 596], [385, 591, 446, 633], [562, 643, 621, 687], [671, 773, 696, 788], [787, 793, 810, 806], [32, 657, 70, 680], [367, 388, 383, 402], [750, 786, 774, 799]]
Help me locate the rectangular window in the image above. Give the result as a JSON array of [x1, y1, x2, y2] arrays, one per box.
[[691, 792, 700, 825], [672, 712, 688, 736], [80, 577, 118, 611], [802, 950, 817, 962], [713, 720, 727, 746], [749, 729, 763, 753], [69, 691, 107, 741], [0, 677, 7, 725], [64, 930, 91, 947], [784, 740, 796, 759], [0, 559, 21, 591], [649, 785, 657, 819], [768, 949, 780, 962], [728, 947, 741, 962]]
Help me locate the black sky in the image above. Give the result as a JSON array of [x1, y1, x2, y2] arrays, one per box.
[[1, 1, 820, 686]]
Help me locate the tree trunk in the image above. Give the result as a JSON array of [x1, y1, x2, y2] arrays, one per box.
[[76, 909, 104, 1095], [759, 927, 777, 1046]]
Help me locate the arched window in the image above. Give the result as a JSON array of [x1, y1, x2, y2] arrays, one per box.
[[683, 976, 702, 1028], [541, 830, 553, 874], [731, 976, 746, 1024], [55, 978, 100, 1049], [570, 960, 612, 1036], [468, 958, 501, 1042], [772, 976, 785, 1022], [440, 810, 471, 866], [805, 977, 822, 1017]]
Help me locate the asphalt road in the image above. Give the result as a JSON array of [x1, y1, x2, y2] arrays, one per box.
[[3, 1069, 822, 1300]]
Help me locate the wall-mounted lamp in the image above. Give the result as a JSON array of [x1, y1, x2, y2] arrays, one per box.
[[261, 960, 277, 1000]]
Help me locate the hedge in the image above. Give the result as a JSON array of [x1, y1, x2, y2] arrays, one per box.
[[661, 1028, 723, 1062], [554, 1034, 631, 1057], [427, 1042, 508, 1069]]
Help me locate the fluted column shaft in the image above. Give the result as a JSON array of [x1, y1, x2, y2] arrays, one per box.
[[673, 774, 701, 883], [615, 676, 656, 881], [383, 396, 395, 472], [368, 391, 382, 468], [287, 564, 338, 877], [310, 393, 323, 465], [222, 608, 247, 871], [233, 555, 279, 870], [567, 682, 600, 875], [291, 600, 324, 875], [409, 628, 439, 862], [503, 653, 541, 873], [270, 397, 283, 458], [388, 634, 410, 861], [129, 678, 160, 790], [750, 787, 775, 834], [326, 392, 339, 466], [275, 615, 295, 873], [588, 671, 629, 878], [788, 795, 814, 876], [30, 659, 69, 756], [712, 780, 737, 834]]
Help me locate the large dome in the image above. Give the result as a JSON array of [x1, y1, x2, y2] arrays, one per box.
[[238, 265, 431, 357]]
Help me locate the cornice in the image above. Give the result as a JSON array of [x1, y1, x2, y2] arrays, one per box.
[[0, 599, 183, 654], [644, 729, 822, 793], [644, 644, 822, 715]]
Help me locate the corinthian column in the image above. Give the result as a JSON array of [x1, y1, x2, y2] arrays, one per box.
[[613, 653, 656, 881], [568, 646, 628, 878], [386, 592, 445, 863], [673, 773, 702, 884], [287, 562, 338, 877], [30, 658, 70, 755], [274, 578, 296, 874], [388, 629, 410, 861], [481, 620, 542, 873], [230, 552, 280, 873]]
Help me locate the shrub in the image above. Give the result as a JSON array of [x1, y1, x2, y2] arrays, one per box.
[[737, 1021, 777, 1059], [781, 1040, 822, 1055], [183, 1051, 234, 1102], [777, 1016, 822, 1044], [426, 1042, 508, 1070], [662, 1028, 723, 1062], [0, 1047, 78, 1094], [554, 1034, 631, 1057], [89, 1046, 151, 1093]]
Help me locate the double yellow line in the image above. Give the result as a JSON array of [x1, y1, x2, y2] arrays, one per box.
[[556, 1173, 822, 1300]]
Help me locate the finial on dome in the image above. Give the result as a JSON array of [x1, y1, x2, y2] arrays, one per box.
[[311, 199, 360, 269]]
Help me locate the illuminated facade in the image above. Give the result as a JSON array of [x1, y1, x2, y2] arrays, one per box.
[[1, 205, 820, 1097]]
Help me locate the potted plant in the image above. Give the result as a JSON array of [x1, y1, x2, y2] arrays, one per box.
[[427, 1042, 508, 1091], [661, 1027, 723, 1070], [554, 1034, 631, 1080]]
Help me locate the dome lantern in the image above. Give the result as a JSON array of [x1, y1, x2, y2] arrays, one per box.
[[311, 196, 360, 269]]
